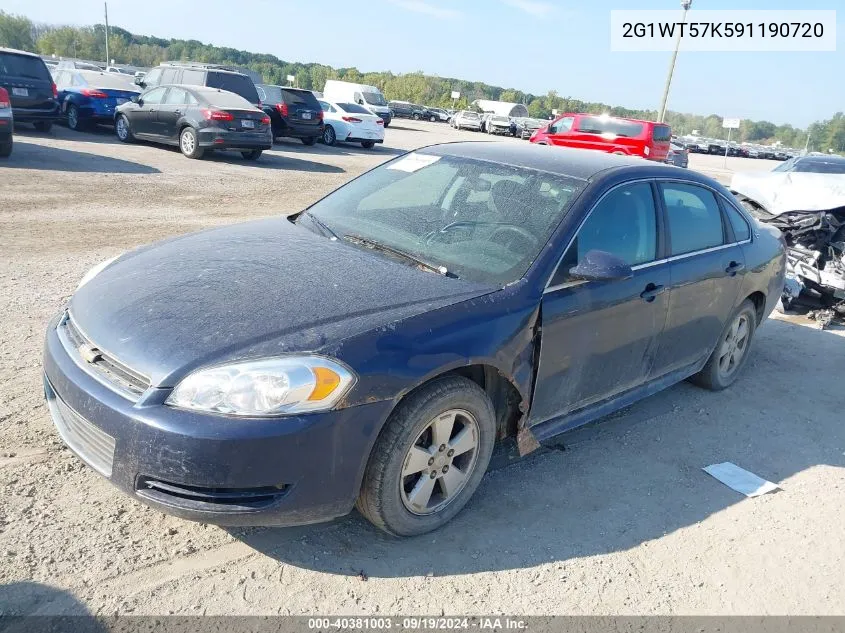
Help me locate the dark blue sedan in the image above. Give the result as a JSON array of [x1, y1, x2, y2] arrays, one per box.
[[43, 143, 786, 536], [53, 69, 139, 131]]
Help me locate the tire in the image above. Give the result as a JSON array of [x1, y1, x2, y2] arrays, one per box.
[[429, 115, 436, 122], [115, 114, 135, 143], [361, 141, 375, 149], [241, 150, 262, 160], [0, 139, 11, 158], [356, 376, 496, 536], [690, 299, 758, 391], [33, 121, 52, 133], [179, 127, 204, 159], [322, 125, 336, 146], [413, 113, 420, 120], [66, 104, 83, 131], [383, 120, 390, 128], [301, 136, 316, 146]]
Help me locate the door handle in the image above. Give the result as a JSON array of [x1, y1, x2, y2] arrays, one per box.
[[173, 109, 182, 115], [725, 261, 745, 276], [640, 283, 665, 302]]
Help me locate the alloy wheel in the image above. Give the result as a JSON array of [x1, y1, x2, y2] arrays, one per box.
[[68, 106, 79, 130], [116, 116, 129, 140], [400, 408, 479, 515], [180, 130, 196, 155], [717, 313, 750, 379]]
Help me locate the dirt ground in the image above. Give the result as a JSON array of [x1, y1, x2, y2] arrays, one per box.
[[1, 121, 843, 616]]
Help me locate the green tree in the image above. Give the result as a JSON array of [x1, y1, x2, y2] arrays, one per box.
[[0, 11, 35, 50]]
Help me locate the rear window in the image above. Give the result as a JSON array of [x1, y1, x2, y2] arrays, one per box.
[[462, 111, 479, 119], [338, 103, 372, 114], [205, 72, 259, 103], [575, 116, 645, 138], [652, 124, 672, 142], [282, 89, 319, 107], [0, 52, 51, 81], [198, 89, 256, 109], [257, 85, 283, 104], [76, 71, 136, 90]]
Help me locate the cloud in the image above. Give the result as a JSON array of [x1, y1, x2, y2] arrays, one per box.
[[388, 0, 461, 19], [502, 0, 555, 17]]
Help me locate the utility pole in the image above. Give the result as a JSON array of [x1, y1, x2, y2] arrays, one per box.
[[804, 131, 811, 154], [104, 2, 110, 69], [658, 0, 692, 123]]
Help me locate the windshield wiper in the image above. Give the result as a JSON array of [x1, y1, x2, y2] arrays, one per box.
[[300, 211, 339, 240], [344, 234, 457, 278]]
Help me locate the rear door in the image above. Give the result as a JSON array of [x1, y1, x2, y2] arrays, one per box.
[[650, 181, 746, 378], [157, 86, 189, 138], [0, 51, 56, 114]]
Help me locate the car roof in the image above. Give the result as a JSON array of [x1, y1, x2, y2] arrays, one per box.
[[796, 155, 845, 165], [419, 142, 710, 182], [0, 47, 41, 58]]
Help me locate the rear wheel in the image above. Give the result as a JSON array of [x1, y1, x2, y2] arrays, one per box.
[[429, 115, 436, 122], [66, 104, 84, 131], [179, 127, 204, 159], [241, 149, 262, 160], [301, 136, 316, 146], [0, 138, 11, 158], [690, 299, 758, 391], [356, 376, 496, 536], [322, 125, 336, 146], [33, 121, 52, 133], [115, 114, 135, 143], [413, 113, 420, 120], [361, 141, 375, 149]]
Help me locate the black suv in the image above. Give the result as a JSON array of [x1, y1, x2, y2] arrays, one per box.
[[256, 85, 324, 145], [137, 63, 260, 106], [388, 100, 436, 121], [0, 47, 61, 131]]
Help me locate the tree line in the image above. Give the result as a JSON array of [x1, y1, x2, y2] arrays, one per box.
[[1, 11, 843, 152]]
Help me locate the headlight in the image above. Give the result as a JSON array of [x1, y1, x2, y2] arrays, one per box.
[[77, 254, 122, 290], [165, 357, 355, 416]]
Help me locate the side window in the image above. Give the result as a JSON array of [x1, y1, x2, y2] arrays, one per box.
[[143, 67, 162, 87], [160, 68, 179, 85], [180, 69, 204, 86], [184, 91, 198, 106], [141, 87, 167, 105], [722, 199, 751, 242], [549, 116, 574, 134], [661, 183, 725, 255], [71, 73, 85, 87], [163, 87, 187, 105], [256, 85, 266, 102], [553, 183, 658, 285]]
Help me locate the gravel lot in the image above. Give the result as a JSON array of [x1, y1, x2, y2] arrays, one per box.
[[1, 121, 843, 616]]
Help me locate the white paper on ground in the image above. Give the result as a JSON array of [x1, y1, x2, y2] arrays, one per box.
[[703, 462, 780, 497]]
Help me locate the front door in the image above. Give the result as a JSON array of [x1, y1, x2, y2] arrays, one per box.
[[650, 182, 747, 376], [131, 87, 167, 137], [530, 181, 671, 426]]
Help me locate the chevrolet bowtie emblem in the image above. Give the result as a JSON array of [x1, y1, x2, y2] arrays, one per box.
[[78, 344, 102, 364]]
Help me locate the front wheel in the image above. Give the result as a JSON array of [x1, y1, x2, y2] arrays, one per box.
[[301, 136, 316, 146], [361, 141, 375, 149], [356, 376, 496, 536], [179, 127, 204, 159], [413, 113, 420, 120], [429, 115, 436, 122], [241, 150, 262, 160], [322, 125, 336, 146], [690, 299, 758, 391], [115, 114, 135, 143]]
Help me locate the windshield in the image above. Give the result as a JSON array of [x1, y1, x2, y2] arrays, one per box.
[[363, 90, 387, 106], [300, 152, 584, 285], [790, 159, 845, 174], [77, 71, 137, 90]]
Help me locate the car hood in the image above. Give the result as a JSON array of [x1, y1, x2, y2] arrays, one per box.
[[731, 171, 845, 215], [68, 217, 494, 386]]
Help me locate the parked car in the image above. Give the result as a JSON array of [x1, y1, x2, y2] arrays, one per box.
[[665, 141, 689, 168], [0, 86, 12, 157], [115, 85, 271, 160], [137, 63, 260, 106], [486, 115, 511, 135], [427, 107, 450, 122], [513, 117, 547, 140], [389, 100, 436, 121], [0, 47, 60, 132], [53, 69, 140, 131], [44, 143, 784, 536], [323, 80, 391, 127], [317, 100, 384, 148], [256, 84, 323, 145], [56, 60, 104, 72], [531, 113, 672, 161], [452, 110, 482, 131]]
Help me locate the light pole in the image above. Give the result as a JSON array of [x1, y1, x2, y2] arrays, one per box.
[[104, 2, 110, 69], [657, 0, 692, 123]]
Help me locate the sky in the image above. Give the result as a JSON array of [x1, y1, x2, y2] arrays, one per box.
[[4, 0, 843, 127]]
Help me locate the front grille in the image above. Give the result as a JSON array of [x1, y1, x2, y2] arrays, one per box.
[[59, 314, 150, 400], [46, 383, 116, 478], [136, 477, 289, 513]]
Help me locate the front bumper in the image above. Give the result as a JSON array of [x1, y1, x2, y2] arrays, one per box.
[[43, 314, 393, 526], [198, 128, 273, 151]]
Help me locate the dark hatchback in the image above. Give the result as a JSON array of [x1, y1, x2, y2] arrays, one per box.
[[43, 143, 785, 536], [256, 84, 324, 145], [114, 85, 272, 159], [0, 47, 60, 131]]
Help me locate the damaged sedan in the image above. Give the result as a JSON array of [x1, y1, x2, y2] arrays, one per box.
[[731, 155, 845, 327], [44, 143, 784, 536]]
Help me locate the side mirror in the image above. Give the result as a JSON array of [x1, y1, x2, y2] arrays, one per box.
[[131, 95, 140, 104], [134, 76, 145, 86], [357, 99, 364, 105], [569, 250, 633, 282]]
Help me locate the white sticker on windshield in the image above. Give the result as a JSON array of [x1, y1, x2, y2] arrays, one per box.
[[387, 153, 441, 173]]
